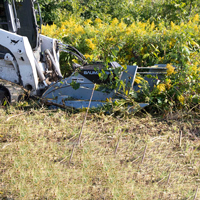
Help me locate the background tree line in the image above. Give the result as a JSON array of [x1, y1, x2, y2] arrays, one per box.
[[38, 0, 200, 25]]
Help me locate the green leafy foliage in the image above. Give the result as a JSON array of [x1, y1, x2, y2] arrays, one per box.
[[40, 0, 200, 115], [70, 80, 80, 90], [38, 0, 200, 25]]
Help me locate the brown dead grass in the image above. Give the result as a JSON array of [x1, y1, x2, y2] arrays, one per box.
[[0, 106, 200, 199]]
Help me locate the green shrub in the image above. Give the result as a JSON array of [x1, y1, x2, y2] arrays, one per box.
[[42, 15, 200, 114]]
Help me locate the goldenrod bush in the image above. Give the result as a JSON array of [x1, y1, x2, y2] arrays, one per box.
[[42, 15, 200, 113]]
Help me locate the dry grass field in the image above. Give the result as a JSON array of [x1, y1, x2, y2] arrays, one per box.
[[0, 106, 200, 199]]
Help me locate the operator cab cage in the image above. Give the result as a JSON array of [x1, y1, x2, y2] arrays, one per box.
[[0, 0, 18, 32], [0, 0, 40, 50]]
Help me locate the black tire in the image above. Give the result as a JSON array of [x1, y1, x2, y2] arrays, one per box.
[[0, 86, 10, 105]]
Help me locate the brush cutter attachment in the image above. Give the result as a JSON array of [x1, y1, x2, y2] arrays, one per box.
[[42, 62, 149, 110], [42, 43, 170, 111]]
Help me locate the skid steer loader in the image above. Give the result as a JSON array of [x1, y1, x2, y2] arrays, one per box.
[[0, 0, 164, 110]]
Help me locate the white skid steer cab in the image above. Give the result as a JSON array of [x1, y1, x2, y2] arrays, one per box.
[[0, 0, 166, 110]]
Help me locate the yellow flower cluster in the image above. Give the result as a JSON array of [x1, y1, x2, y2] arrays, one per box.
[[134, 76, 144, 84], [41, 16, 200, 109], [178, 95, 185, 105], [42, 15, 200, 63], [95, 18, 102, 23], [165, 79, 172, 90], [166, 64, 175, 76], [157, 83, 166, 94], [86, 39, 96, 50], [74, 25, 85, 34], [189, 62, 200, 76], [84, 54, 94, 61], [193, 14, 199, 23], [42, 15, 200, 85]]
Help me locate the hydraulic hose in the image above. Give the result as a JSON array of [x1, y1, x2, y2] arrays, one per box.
[[58, 43, 86, 60], [60, 49, 87, 64], [34, 57, 47, 86], [45, 49, 63, 80]]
